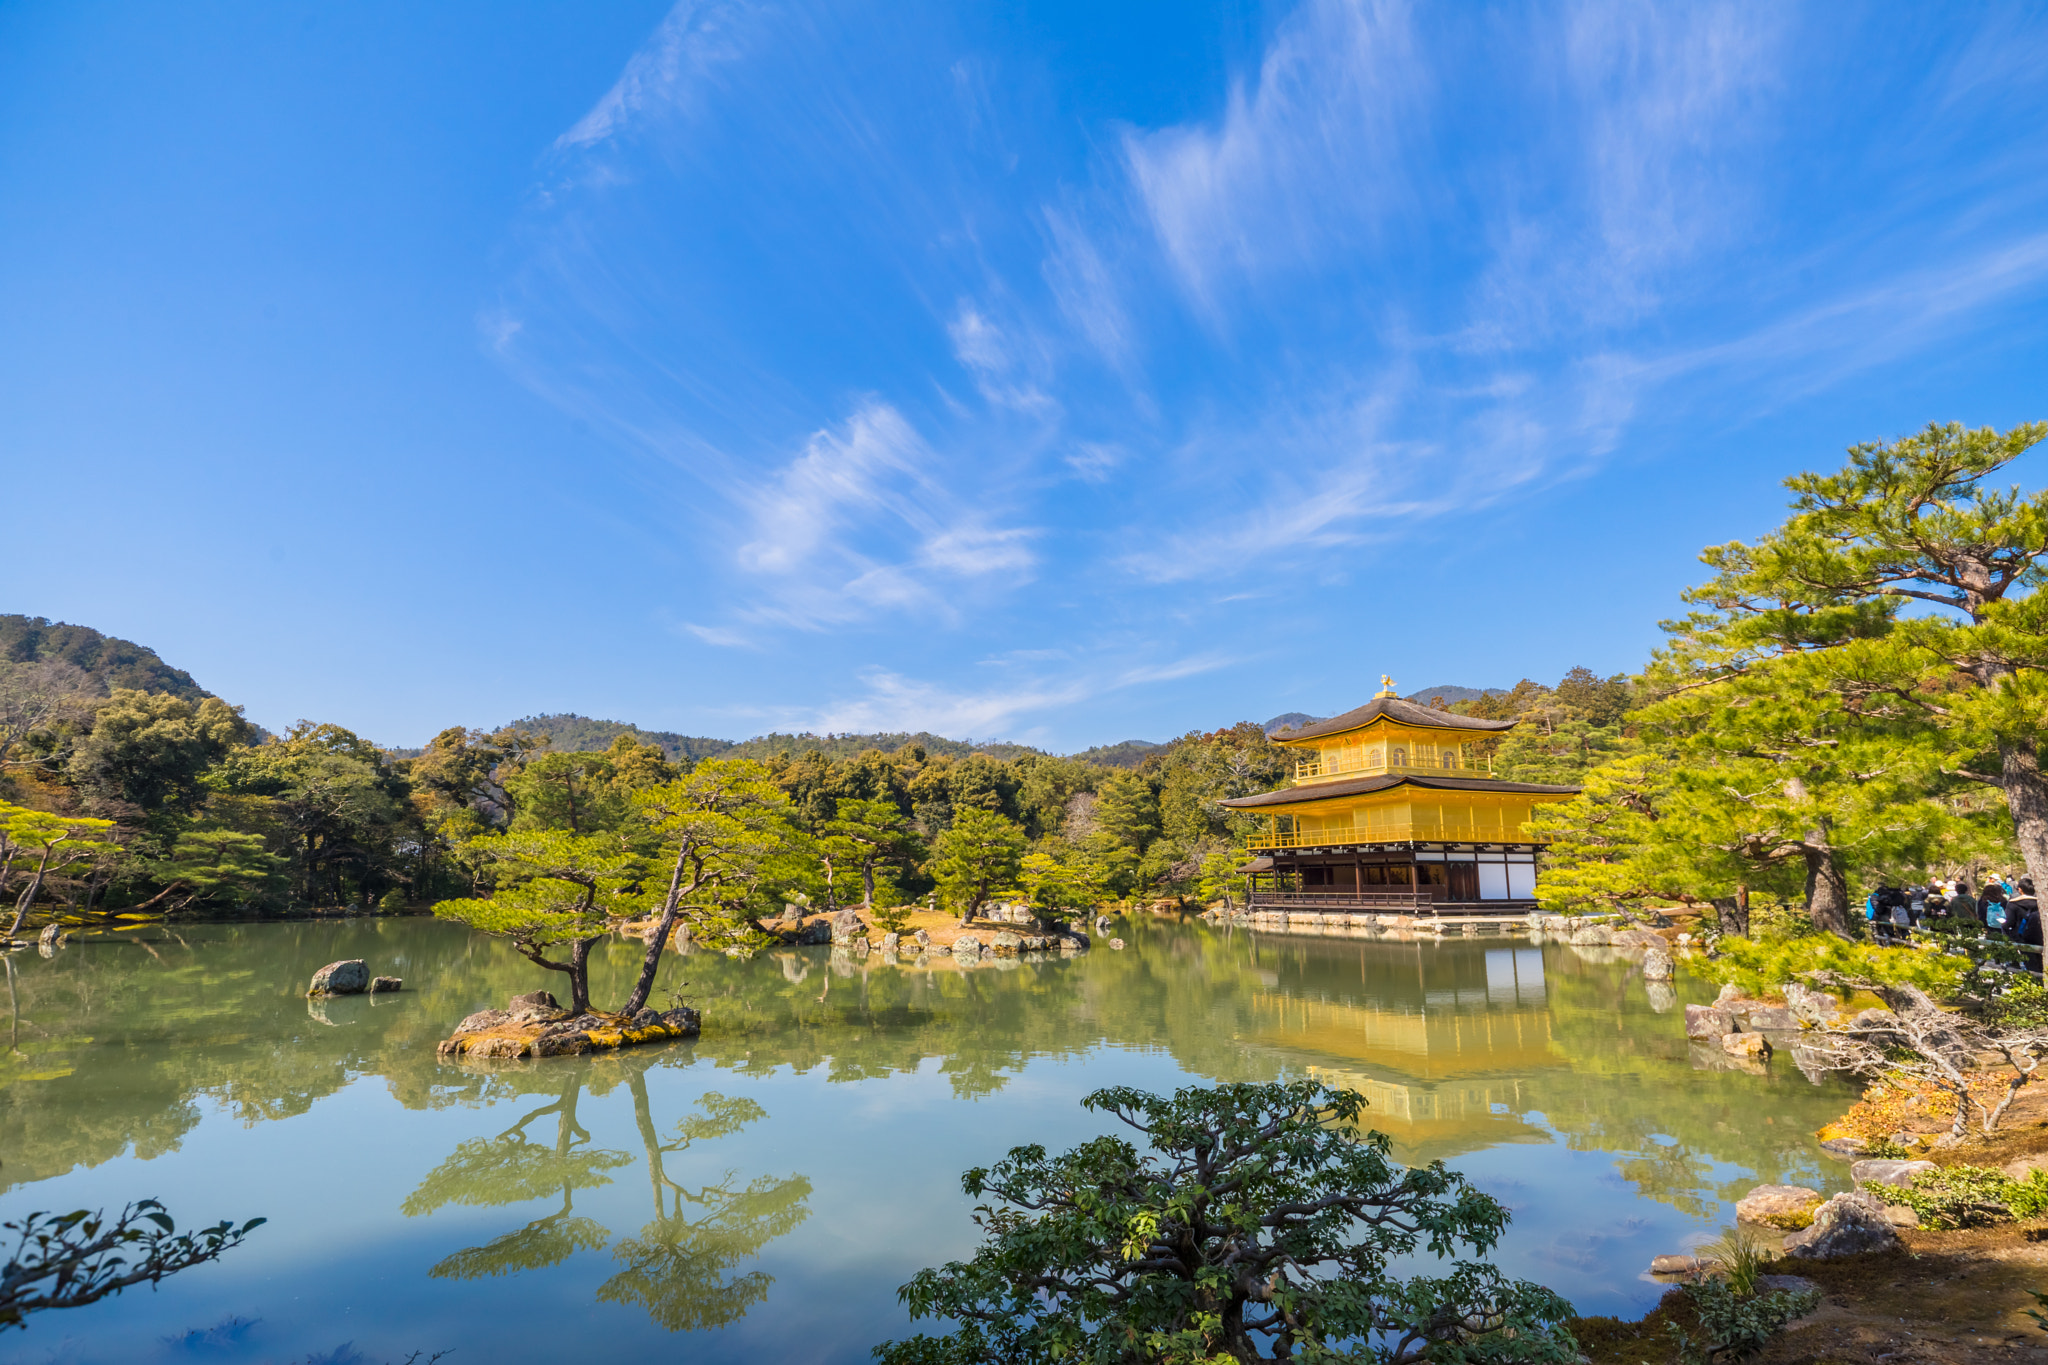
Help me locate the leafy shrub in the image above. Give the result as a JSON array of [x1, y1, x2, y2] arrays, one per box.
[[1876, 1164, 2048, 1229], [1693, 936, 1966, 1001], [869, 903, 914, 936], [1667, 1275, 1820, 1365], [875, 1081, 1581, 1365]]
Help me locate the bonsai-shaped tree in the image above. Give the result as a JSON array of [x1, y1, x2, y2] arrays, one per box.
[[432, 830, 639, 1016], [2, 1199, 264, 1330], [876, 1080, 1578, 1365], [929, 808, 1026, 928], [821, 798, 923, 911]]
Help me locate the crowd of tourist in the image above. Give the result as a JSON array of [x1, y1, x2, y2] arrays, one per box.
[[1865, 873, 2043, 962]]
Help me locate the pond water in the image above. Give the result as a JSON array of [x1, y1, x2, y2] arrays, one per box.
[[2, 918, 1856, 1364]]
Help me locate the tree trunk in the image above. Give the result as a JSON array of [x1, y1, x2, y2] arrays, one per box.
[[861, 855, 876, 910], [6, 848, 57, 938], [567, 937, 596, 1016], [621, 900, 685, 1018], [1802, 843, 1851, 937], [621, 849, 700, 1019], [1999, 741, 2048, 896]]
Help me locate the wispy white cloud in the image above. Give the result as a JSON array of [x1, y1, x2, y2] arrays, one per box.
[[1121, 0, 1425, 313], [556, 0, 757, 149], [774, 650, 1237, 738]]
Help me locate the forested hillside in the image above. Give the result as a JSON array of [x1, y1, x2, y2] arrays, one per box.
[[0, 639, 1628, 923], [504, 713, 735, 764], [0, 614, 209, 700]]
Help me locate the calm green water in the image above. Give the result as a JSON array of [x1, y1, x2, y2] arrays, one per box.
[[1, 919, 1853, 1364]]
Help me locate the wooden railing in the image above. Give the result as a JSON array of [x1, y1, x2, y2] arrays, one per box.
[[1294, 753, 1493, 782], [1250, 821, 1532, 849]]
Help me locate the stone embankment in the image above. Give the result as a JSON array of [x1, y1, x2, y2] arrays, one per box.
[[437, 989, 700, 1061], [639, 903, 1099, 970]]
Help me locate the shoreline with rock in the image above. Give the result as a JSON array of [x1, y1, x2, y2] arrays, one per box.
[[435, 989, 702, 1061]]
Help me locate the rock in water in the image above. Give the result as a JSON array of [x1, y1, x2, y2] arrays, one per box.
[[879, 931, 901, 953], [1685, 1004, 1734, 1040], [1642, 948, 1674, 981], [990, 931, 1023, 954], [1108, 937, 1126, 950], [370, 976, 402, 993], [952, 934, 983, 959], [1714, 982, 1752, 1007], [454, 1008, 512, 1034], [509, 990, 559, 1012], [830, 908, 866, 944], [1722, 1032, 1771, 1061], [308, 960, 370, 996], [1649, 1254, 1704, 1274], [1734, 1004, 1801, 1031], [1850, 1158, 1936, 1189], [37, 924, 65, 953], [1782, 1191, 1902, 1258], [1735, 1183, 1823, 1229]]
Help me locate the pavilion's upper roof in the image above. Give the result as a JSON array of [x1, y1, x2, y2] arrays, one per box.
[[1220, 772, 1579, 809], [1273, 695, 1517, 743]]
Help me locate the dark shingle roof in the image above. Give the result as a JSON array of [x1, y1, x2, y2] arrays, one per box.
[[1219, 773, 1579, 809], [1273, 696, 1517, 741]]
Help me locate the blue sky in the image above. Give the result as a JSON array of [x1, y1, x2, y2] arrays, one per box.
[[4, 2, 2046, 751]]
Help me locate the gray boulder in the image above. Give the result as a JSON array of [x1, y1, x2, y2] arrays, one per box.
[[953, 933, 984, 959], [1785, 983, 1841, 1025], [370, 976, 402, 993], [1715, 982, 1752, 1007], [510, 990, 560, 1012], [1818, 1136, 1867, 1158], [797, 919, 832, 946], [308, 960, 370, 996], [454, 1008, 511, 1034], [1642, 948, 1674, 981], [1734, 1004, 1802, 1031], [1848, 1007, 1900, 1030], [1850, 1158, 1936, 1189], [914, 928, 932, 948], [1782, 1191, 1903, 1259], [878, 931, 901, 953], [990, 931, 1024, 954], [1685, 1004, 1734, 1040], [830, 909, 866, 944], [1649, 1254, 1705, 1274]]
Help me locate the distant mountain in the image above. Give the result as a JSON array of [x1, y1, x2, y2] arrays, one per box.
[[505, 713, 736, 764], [0, 614, 209, 700], [720, 731, 1048, 763], [1403, 684, 1505, 704], [1069, 739, 1167, 768], [1264, 712, 1323, 735]]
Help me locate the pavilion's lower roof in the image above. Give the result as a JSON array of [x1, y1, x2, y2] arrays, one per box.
[[1219, 773, 1581, 809]]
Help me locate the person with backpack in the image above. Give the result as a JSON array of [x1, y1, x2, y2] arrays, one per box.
[[1985, 879, 2011, 932], [1948, 878, 1979, 927]]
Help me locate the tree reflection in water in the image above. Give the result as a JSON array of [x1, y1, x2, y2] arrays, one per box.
[[402, 1058, 809, 1331], [596, 1072, 811, 1331]]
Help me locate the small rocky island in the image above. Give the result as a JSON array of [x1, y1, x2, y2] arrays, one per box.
[[437, 989, 701, 1060]]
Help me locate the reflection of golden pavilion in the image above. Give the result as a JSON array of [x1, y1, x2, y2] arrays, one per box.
[[1246, 942, 1563, 1161], [1222, 678, 1578, 914]]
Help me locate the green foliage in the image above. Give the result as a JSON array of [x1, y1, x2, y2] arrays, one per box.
[[0, 1198, 264, 1330], [70, 690, 250, 831], [156, 829, 288, 911], [501, 712, 735, 764], [0, 615, 209, 701], [929, 808, 1027, 923], [874, 1080, 1579, 1365], [1666, 1275, 1819, 1365], [432, 830, 640, 1012], [1702, 1226, 1769, 1298], [1874, 1163, 2048, 1229], [1692, 935, 1967, 1001]]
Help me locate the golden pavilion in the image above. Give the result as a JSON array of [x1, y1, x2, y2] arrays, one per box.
[[1219, 677, 1579, 913]]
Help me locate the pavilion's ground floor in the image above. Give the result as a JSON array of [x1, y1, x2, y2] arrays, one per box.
[[1242, 841, 1542, 915]]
